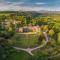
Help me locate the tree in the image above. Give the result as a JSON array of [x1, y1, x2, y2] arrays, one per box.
[[48, 29, 55, 37], [57, 32, 60, 44], [31, 19, 37, 26], [43, 25, 49, 32], [17, 16, 27, 26]]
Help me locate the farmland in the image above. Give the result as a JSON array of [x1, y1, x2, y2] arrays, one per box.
[[0, 11, 60, 60]]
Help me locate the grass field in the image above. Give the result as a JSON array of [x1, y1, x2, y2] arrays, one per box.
[[1, 41, 60, 60], [8, 32, 41, 48]]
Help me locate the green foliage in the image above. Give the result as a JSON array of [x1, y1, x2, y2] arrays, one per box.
[[57, 32, 60, 44], [31, 19, 37, 26], [48, 29, 55, 37]]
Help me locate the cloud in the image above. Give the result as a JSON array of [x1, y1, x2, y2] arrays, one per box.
[[0, 3, 58, 11], [9, 2, 24, 6], [35, 2, 46, 5], [0, 0, 59, 11]]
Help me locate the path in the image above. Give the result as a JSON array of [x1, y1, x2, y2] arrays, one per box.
[[13, 32, 49, 56]]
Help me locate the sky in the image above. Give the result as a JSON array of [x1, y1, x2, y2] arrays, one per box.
[[0, 0, 60, 11]]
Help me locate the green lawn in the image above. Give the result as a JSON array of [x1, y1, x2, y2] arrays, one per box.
[[8, 32, 41, 48], [1, 43, 60, 60], [6, 50, 32, 60]]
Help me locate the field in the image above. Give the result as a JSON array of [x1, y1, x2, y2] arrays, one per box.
[[8, 32, 40, 48]]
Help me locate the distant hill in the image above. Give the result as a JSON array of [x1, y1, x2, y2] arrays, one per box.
[[0, 10, 60, 17]]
